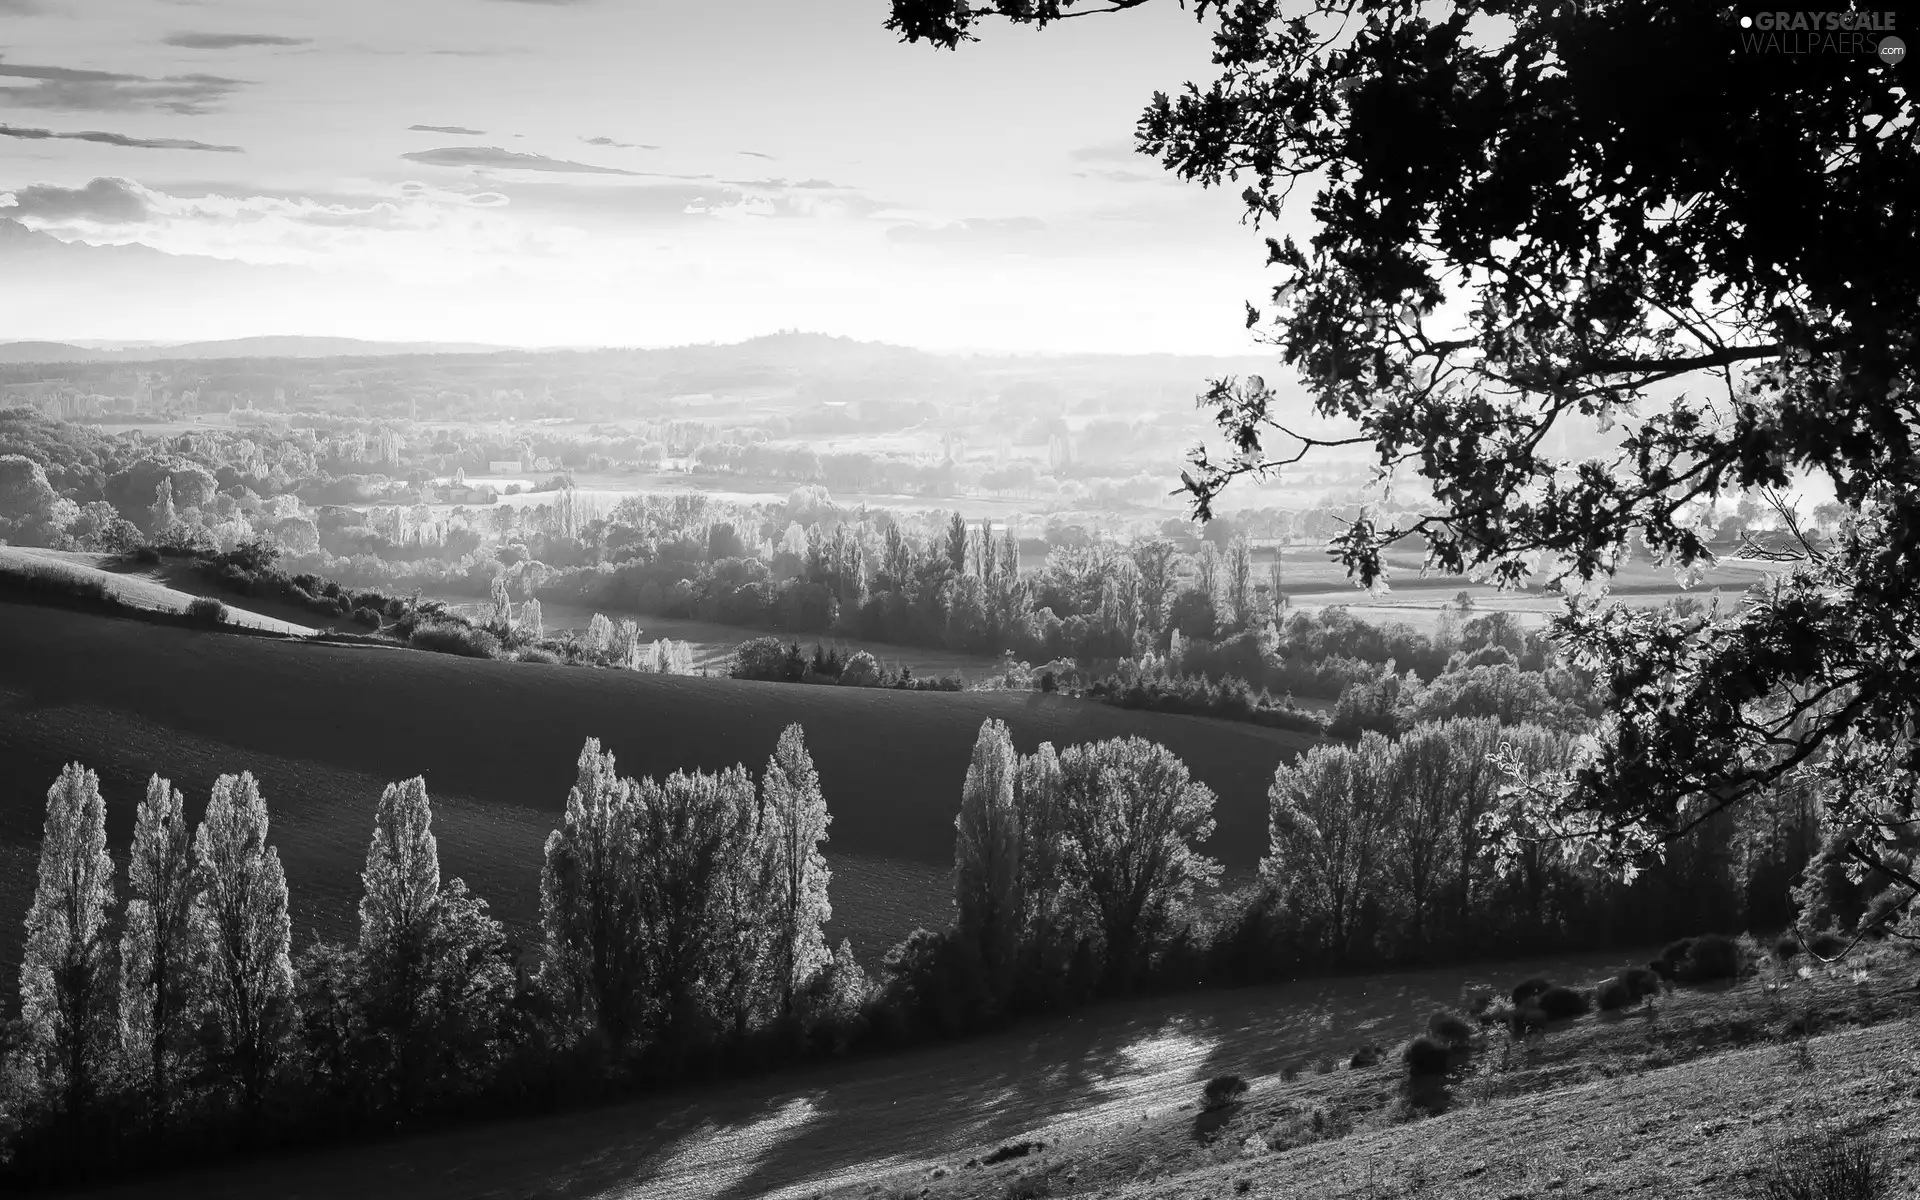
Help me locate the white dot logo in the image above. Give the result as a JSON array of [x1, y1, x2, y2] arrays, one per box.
[[1740, 14, 1752, 27], [1881, 35, 1907, 65]]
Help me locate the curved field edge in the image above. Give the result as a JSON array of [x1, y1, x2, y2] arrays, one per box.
[[0, 601, 1316, 981], [0, 545, 317, 636]]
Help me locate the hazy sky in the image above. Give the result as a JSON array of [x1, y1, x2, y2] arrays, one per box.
[[0, 0, 1295, 352]]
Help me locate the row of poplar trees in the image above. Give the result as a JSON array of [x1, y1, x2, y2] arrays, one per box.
[[1, 724, 843, 1176]]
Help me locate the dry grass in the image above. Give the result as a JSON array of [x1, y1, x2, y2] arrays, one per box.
[[825, 945, 1920, 1200]]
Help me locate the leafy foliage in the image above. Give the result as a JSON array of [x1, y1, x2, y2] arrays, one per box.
[[18, 763, 118, 1115]]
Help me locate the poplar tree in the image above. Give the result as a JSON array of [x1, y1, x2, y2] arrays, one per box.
[[954, 719, 1022, 1014], [121, 774, 196, 1120], [760, 723, 832, 1016], [539, 738, 645, 1051], [191, 771, 293, 1115], [19, 762, 119, 1115], [358, 776, 511, 1113]]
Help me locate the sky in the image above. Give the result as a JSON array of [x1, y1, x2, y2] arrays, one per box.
[[0, 0, 1298, 353]]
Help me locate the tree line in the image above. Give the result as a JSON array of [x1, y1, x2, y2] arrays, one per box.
[[1, 712, 1829, 1185]]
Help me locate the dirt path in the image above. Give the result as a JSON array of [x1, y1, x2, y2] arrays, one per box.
[[91, 948, 1649, 1200]]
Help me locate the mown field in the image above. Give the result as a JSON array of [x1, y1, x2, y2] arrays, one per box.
[[0, 602, 1317, 984]]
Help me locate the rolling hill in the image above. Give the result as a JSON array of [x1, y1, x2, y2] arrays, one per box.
[[0, 602, 1316, 982]]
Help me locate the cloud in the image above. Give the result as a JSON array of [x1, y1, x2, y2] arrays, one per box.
[[401, 146, 640, 175], [583, 136, 659, 150], [0, 59, 246, 115], [0, 123, 243, 152], [410, 124, 486, 135], [162, 32, 310, 49], [494, 180, 736, 221], [1074, 169, 1164, 185], [723, 177, 849, 191], [887, 217, 1047, 246], [738, 150, 776, 160], [1069, 141, 1142, 164], [1, 178, 150, 223]]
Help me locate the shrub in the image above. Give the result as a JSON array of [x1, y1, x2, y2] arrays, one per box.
[[982, 1140, 1043, 1165], [349, 606, 383, 630], [517, 646, 563, 664], [1461, 987, 1495, 1017], [1510, 977, 1551, 1005], [1427, 1011, 1474, 1048], [1536, 985, 1590, 1020], [133, 545, 162, 565], [1776, 935, 1802, 960], [185, 595, 228, 627], [1595, 977, 1634, 1011], [1757, 1125, 1889, 1200], [1623, 967, 1662, 1000], [408, 621, 500, 659], [1675, 933, 1742, 983], [1348, 1044, 1382, 1068], [1509, 1004, 1548, 1036], [1401, 1036, 1450, 1078], [1656, 937, 1696, 979], [1201, 1074, 1250, 1111], [1809, 931, 1849, 959], [840, 650, 882, 687]]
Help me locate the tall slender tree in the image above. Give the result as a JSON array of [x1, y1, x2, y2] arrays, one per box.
[[760, 724, 832, 1016], [539, 739, 645, 1050], [20, 762, 119, 1116], [954, 720, 1023, 1015], [121, 774, 196, 1121], [191, 771, 294, 1115]]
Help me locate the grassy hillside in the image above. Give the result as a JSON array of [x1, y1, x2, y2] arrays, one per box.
[[0, 601, 1316, 981], [0, 546, 316, 635], [57, 942, 1919, 1200]]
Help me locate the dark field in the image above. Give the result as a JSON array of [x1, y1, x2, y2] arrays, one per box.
[[0, 602, 1317, 983]]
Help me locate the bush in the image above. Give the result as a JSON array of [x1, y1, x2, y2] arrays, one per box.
[[1674, 933, 1742, 983], [349, 606, 383, 630], [1348, 1044, 1381, 1068], [1509, 1004, 1548, 1036], [1201, 1074, 1249, 1111], [1510, 977, 1551, 1005], [517, 646, 563, 664], [1655, 937, 1696, 979], [840, 650, 882, 687], [1623, 967, 1662, 1000], [133, 545, 162, 565], [1776, 935, 1802, 960], [1536, 985, 1590, 1020], [1595, 977, 1634, 1011], [1401, 1036, 1451, 1078], [1809, 931, 1849, 959], [1427, 1011, 1474, 1048], [1757, 1125, 1889, 1200], [185, 596, 228, 627], [408, 621, 500, 659]]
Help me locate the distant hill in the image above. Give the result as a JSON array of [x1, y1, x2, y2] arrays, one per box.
[[0, 341, 104, 364], [0, 334, 511, 365]]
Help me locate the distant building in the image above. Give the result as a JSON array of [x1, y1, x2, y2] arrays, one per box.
[[486, 460, 520, 474]]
